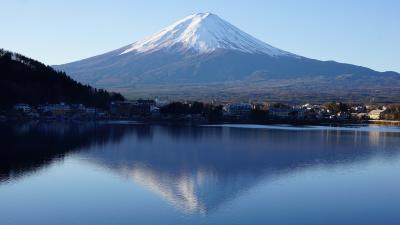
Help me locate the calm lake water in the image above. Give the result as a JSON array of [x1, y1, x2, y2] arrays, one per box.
[[1, 122, 400, 225]]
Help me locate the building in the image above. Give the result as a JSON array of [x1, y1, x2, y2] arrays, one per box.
[[269, 108, 292, 119], [368, 109, 385, 120], [110, 101, 132, 117], [110, 100, 156, 117], [37, 103, 71, 116], [268, 107, 306, 120], [225, 103, 253, 116], [154, 98, 169, 107], [336, 111, 351, 120], [353, 113, 368, 120], [131, 100, 156, 115], [351, 105, 366, 113]]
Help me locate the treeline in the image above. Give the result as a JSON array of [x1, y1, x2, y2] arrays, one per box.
[[381, 105, 400, 120], [323, 102, 351, 113], [160, 101, 223, 121], [0, 49, 124, 109]]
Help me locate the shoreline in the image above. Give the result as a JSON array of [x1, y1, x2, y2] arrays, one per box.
[[2, 118, 400, 127], [368, 120, 400, 126]]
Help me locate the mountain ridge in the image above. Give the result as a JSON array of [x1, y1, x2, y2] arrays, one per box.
[[118, 12, 295, 57], [54, 12, 400, 102]]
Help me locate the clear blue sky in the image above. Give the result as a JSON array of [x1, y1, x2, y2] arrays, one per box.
[[1, 0, 399, 72]]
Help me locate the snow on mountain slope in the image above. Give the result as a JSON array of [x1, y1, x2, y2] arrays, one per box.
[[120, 12, 294, 56]]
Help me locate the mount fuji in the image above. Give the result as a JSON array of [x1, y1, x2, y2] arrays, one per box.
[[54, 13, 400, 102]]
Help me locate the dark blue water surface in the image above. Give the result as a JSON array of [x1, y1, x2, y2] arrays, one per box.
[[1, 122, 400, 225]]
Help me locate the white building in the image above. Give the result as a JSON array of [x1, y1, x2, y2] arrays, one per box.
[[368, 109, 385, 120]]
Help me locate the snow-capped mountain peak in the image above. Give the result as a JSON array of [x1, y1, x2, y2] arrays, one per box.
[[120, 12, 293, 56]]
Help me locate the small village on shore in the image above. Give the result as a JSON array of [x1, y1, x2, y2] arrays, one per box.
[[2, 99, 400, 125]]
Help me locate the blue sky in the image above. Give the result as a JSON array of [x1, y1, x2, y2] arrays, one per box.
[[1, 0, 399, 72]]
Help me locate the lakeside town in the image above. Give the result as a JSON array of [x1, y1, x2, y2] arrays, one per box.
[[2, 99, 400, 125]]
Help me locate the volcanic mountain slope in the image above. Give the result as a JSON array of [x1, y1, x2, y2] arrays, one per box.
[[54, 12, 400, 102]]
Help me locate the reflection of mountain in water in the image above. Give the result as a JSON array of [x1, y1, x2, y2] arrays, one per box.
[[81, 126, 400, 213], [1, 123, 400, 213]]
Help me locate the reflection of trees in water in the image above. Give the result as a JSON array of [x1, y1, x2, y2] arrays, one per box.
[[0, 122, 137, 182]]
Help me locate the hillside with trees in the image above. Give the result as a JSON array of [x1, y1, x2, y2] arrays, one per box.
[[0, 49, 124, 109], [381, 105, 400, 120]]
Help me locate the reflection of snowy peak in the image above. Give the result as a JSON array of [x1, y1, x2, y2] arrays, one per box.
[[78, 125, 398, 214], [125, 166, 208, 213], [121, 165, 261, 213], [121, 12, 293, 56]]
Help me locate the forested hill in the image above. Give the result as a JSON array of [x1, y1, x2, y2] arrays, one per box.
[[0, 49, 124, 109]]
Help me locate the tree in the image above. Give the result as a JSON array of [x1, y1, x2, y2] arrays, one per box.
[[250, 109, 267, 121], [324, 102, 349, 113], [0, 49, 125, 109]]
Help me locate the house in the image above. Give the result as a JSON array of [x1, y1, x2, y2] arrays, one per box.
[[368, 109, 385, 120], [110, 101, 133, 117], [336, 111, 351, 120], [37, 103, 71, 114], [268, 106, 306, 120], [350, 113, 367, 120], [150, 106, 161, 118], [269, 108, 292, 119], [110, 100, 156, 117], [155, 98, 169, 107], [225, 103, 253, 117], [131, 100, 155, 115], [351, 105, 366, 113]]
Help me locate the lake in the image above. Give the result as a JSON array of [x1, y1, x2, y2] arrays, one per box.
[[1, 122, 400, 225]]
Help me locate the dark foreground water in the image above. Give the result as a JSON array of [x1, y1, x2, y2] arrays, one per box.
[[1, 122, 400, 225]]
